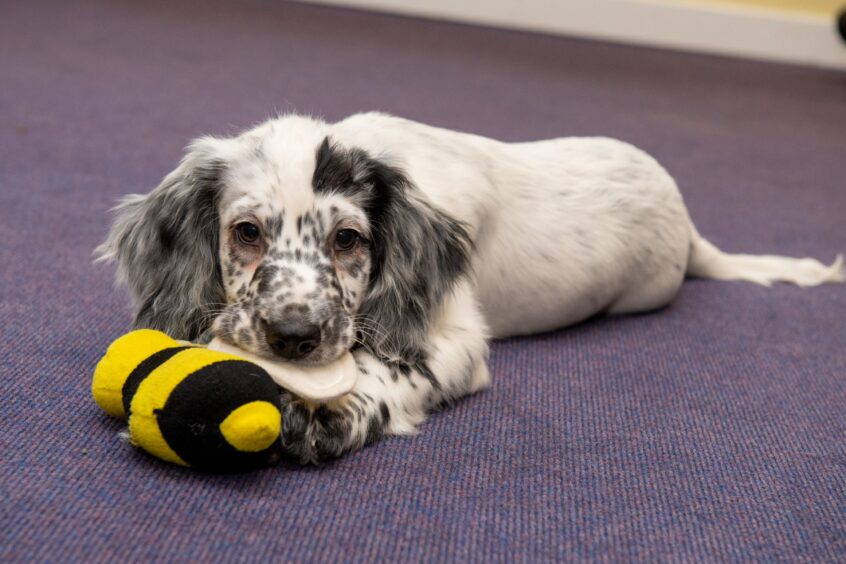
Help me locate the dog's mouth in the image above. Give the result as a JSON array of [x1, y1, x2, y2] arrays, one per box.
[[207, 337, 358, 401], [209, 309, 354, 367]]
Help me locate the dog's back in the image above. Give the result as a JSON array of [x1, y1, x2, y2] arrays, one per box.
[[333, 112, 844, 337]]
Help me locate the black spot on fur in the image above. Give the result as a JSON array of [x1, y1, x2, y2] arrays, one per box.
[[265, 214, 284, 237], [365, 401, 391, 443], [416, 362, 442, 392], [379, 401, 390, 425], [253, 264, 279, 295]]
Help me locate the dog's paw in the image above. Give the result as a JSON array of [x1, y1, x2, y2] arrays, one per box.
[[279, 392, 353, 465]]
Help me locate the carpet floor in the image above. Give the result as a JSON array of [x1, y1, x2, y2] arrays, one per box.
[[2, 0, 845, 560]]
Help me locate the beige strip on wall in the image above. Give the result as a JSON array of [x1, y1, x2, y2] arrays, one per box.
[[677, 0, 842, 16]]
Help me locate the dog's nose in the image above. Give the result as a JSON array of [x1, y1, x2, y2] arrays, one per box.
[[264, 320, 322, 360]]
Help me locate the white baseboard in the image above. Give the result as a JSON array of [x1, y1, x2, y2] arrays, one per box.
[[299, 0, 846, 70]]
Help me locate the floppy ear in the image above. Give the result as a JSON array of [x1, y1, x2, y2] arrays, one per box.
[[353, 153, 473, 362], [96, 138, 227, 341]]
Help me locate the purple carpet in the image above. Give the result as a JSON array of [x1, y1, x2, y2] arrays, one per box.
[[2, 0, 845, 560]]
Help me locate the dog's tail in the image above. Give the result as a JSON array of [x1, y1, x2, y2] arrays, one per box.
[[686, 228, 844, 287]]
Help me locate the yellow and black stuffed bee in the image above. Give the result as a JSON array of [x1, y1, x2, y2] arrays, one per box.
[[92, 329, 283, 472]]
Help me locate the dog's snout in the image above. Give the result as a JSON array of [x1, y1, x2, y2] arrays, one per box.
[[264, 319, 322, 360]]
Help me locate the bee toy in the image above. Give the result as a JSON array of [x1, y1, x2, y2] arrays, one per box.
[[92, 329, 284, 472]]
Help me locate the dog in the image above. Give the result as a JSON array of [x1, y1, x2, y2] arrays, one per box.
[[98, 112, 844, 464]]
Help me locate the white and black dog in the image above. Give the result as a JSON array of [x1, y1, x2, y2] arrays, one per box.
[[98, 112, 844, 464]]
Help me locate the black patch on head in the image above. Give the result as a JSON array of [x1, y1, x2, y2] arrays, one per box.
[[313, 137, 472, 360], [313, 137, 359, 194]]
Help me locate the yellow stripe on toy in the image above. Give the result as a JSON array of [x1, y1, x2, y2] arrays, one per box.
[[129, 347, 241, 467], [91, 329, 178, 418]]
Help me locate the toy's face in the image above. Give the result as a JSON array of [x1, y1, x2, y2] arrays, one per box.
[[211, 121, 372, 365]]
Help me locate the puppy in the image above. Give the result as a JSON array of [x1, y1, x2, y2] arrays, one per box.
[[98, 112, 844, 463]]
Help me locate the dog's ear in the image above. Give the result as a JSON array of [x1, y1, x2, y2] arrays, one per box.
[[96, 137, 228, 341], [354, 153, 473, 361]]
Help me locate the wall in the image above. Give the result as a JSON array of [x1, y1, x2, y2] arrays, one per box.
[[301, 0, 846, 70], [701, 0, 842, 16]]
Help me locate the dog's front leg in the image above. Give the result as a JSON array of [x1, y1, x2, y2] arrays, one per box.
[[278, 284, 490, 464]]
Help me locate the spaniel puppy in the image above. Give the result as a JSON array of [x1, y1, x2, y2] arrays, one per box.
[[98, 112, 844, 464]]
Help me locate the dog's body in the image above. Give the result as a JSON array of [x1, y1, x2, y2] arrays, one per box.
[[100, 112, 844, 463], [336, 113, 693, 336]]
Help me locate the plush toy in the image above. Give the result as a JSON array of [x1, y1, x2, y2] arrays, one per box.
[[92, 329, 284, 472], [93, 329, 359, 472]]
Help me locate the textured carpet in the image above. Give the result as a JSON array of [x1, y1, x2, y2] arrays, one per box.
[[2, 0, 845, 560]]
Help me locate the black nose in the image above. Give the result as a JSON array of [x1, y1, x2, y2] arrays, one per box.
[[264, 321, 322, 360]]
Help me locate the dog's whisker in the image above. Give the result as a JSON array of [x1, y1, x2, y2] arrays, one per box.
[[352, 318, 394, 348]]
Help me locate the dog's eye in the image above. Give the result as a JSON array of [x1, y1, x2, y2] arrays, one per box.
[[334, 229, 360, 252], [235, 222, 261, 245]]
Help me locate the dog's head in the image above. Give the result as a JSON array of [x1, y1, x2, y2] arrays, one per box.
[[98, 115, 471, 365]]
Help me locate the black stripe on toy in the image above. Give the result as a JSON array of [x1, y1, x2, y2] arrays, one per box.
[[121, 346, 191, 416], [156, 360, 282, 473]]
